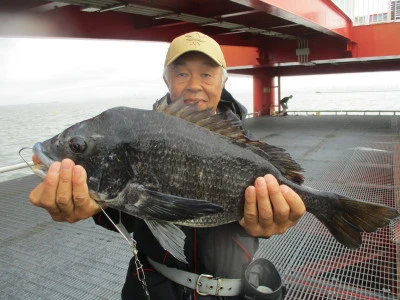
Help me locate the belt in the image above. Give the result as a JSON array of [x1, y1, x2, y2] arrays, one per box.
[[147, 257, 243, 297]]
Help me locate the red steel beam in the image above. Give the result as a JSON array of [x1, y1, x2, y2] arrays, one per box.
[[228, 58, 400, 77], [351, 22, 400, 58], [222, 45, 259, 67], [230, 0, 352, 39], [0, 6, 200, 42]]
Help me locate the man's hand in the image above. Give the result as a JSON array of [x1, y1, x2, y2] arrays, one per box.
[[29, 158, 101, 223], [239, 174, 306, 237]]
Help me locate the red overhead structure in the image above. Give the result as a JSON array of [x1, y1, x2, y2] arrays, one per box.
[[0, 0, 399, 113]]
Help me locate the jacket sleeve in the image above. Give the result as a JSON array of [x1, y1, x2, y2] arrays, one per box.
[[93, 207, 137, 233]]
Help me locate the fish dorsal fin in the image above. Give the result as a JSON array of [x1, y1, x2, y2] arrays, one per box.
[[156, 96, 245, 138], [247, 141, 304, 184], [155, 96, 304, 184]]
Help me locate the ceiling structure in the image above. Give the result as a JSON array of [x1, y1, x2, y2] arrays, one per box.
[[0, 0, 399, 76], [0, 0, 350, 42]]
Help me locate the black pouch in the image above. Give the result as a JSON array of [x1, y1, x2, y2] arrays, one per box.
[[242, 258, 284, 300]]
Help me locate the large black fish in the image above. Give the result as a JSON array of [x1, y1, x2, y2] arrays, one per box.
[[31, 99, 399, 263]]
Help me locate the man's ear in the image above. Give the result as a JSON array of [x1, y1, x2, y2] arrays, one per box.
[[221, 78, 228, 93]]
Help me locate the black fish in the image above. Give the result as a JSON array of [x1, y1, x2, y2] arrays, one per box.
[[31, 99, 399, 263]]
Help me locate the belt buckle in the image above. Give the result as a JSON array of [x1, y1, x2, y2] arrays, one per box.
[[196, 274, 213, 296]]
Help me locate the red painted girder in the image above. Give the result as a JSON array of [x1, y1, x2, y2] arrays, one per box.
[[0, 5, 200, 42], [228, 58, 400, 77], [222, 45, 259, 66], [351, 22, 400, 58], [230, 0, 352, 39]]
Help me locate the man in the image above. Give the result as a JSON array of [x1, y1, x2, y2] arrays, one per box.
[[280, 95, 293, 112], [29, 32, 305, 299]]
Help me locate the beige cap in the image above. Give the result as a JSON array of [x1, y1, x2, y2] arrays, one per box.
[[164, 31, 226, 68]]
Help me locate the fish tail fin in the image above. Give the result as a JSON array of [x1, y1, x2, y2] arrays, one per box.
[[309, 194, 399, 248]]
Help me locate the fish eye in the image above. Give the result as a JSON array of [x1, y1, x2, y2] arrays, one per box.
[[69, 137, 87, 154]]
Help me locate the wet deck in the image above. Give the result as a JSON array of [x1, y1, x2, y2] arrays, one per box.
[[1, 115, 399, 299]]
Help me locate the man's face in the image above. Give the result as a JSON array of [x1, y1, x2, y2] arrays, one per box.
[[164, 52, 227, 113]]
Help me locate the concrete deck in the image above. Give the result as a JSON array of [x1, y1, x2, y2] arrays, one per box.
[[1, 115, 399, 299]]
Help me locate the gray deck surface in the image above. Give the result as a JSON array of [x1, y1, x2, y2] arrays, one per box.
[[1, 115, 399, 299]]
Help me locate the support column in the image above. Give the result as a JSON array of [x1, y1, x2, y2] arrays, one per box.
[[253, 76, 277, 116]]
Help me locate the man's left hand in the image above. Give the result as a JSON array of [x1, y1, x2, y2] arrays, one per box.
[[239, 174, 306, 237]]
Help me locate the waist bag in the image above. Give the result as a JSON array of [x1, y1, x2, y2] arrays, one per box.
[[242, 258, 284, 300]]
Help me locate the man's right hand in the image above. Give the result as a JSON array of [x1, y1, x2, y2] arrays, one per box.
[[29, 158, 101, 223]]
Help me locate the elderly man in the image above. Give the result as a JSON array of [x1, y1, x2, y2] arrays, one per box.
[[29, 32, 305, 299]]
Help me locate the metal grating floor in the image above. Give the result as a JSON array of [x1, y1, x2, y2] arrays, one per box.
[[1, 115, 399, 299], [248, 115, 400, 299], [0, 176, 132, 300]]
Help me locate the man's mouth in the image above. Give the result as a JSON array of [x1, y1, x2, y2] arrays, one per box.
[[184, 98, 206, 105]]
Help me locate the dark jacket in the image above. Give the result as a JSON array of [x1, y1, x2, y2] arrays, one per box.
[[93, 92, 258, 299]]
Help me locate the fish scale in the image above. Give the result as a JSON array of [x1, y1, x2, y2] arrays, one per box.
[[130, 141, 256, 226]]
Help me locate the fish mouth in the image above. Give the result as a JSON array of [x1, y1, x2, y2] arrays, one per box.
[[30, 143, 105, 202], [31, 142, 56, 179]]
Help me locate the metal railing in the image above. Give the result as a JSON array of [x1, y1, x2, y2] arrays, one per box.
[[0, 162, 33, 174], [246, 110, 400, 118], [287, 110, 400, 116], [246, 112, 260, 118], [333, 0, 400, 25]]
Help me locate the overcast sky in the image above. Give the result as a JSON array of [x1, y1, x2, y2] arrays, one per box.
[[0, 37, 399, 106], [0, 37, 170, 105], [0, 37, 256, 106]]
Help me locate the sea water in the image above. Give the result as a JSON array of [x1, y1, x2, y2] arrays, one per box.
[[2, 89, 400, 182], [0, 97, 155, 182]]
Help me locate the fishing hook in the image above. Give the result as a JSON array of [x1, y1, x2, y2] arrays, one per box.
[[19, 147, 34, 170]]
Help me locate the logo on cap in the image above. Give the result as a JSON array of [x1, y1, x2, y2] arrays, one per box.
[[185, 32, 208, 47]]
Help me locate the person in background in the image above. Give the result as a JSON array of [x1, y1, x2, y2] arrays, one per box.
[[280, 95, 293, 113], [29, 31, 305, 300]]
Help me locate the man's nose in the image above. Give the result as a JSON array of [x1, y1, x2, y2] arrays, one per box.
[[186, 75, 202, 92]]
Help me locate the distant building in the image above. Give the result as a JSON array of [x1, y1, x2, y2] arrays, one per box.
[[392, 0, 400, 21], [332, 0, 400, 25]]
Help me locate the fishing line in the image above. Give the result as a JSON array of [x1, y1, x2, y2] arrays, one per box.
[[98, 205, 151, 300]]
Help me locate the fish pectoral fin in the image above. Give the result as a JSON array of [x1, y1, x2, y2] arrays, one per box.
[[145, 219, 188, 264], [136, 185, 223, 222]]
